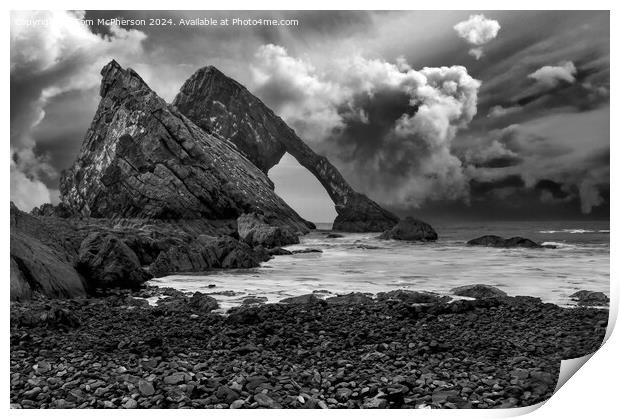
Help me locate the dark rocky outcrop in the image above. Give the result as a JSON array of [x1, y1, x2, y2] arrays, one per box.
[[59, 60, 310, 234], [148, 235, 269, 277], [76, 232, 151, 289], [379, 216, 438, 241], [30, 202, 75, 218], [377, 290, 451, 304], [467, 235, 542, 248], [10, 203, 87, 301], [451, 284, 508, 299], [570, 290, 609, 306], [237, 212, 299, 247], [279, 293, 323, 305], [172, 65, 399, 232]]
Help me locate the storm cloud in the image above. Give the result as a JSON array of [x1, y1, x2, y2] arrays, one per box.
[[251, 44, 480, 208]]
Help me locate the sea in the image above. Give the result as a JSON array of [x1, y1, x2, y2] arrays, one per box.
[[150, 220, 610, 311]]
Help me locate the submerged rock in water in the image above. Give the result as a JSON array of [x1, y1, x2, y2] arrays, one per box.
[[291, 248, 323, 254], [570, 290, 609, 306], [172, 65, 398, 232], [451, 284, 508, 299], [326, 233, 344, 239], [467, 235, 542, 248], [237, 212, 299, 247], [379, 217, 438, 242]]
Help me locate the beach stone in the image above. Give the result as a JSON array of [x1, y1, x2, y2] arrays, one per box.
[[451, 284, 507, 299], [138, 380, 155, 396], [230, 399, 245, 409], [254, 393, 281, 408], [163, 372, 189, 385], [379, 216, 437, 241], [123, 399, 138, 409]]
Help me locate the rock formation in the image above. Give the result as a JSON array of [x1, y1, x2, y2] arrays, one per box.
[[172, 65, 399, 232], [467, 235, 544, 248], [59, 60, 311, 233], [379, 216, 438, 241], [451, 284, 508, 299], [10, 203, 87, 300]]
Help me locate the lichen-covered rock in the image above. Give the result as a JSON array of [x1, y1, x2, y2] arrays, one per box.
[[451, 284, 508, 299], [59, 60, 310, 234], [379, 216, 438, 241], [237, 212, 299, 247], [76, 232, 151, 288], [467, 235, 542, 248], [173, 65, 398, 232]]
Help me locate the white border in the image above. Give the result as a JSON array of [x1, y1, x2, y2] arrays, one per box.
[[3, 2, 617, 418]]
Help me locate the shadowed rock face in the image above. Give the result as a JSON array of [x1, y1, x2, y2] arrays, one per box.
[[59, 60, 310, 233], [172, 66, 399, 232]]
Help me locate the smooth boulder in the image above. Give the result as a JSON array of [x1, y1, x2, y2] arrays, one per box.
[[379, 216, 438, 241], [451, 284, 507, 299]]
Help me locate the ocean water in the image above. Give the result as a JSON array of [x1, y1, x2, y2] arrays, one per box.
[[150, 220, 610, 311]]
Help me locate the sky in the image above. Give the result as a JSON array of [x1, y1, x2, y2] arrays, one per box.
[[10, 10, 609, 222]]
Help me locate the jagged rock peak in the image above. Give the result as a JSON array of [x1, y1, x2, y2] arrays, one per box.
[[59, 61, 312, 233], [173, 65, 400, 232]]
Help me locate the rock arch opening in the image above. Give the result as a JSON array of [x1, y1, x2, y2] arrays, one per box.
[[269, 153, 337, 226]]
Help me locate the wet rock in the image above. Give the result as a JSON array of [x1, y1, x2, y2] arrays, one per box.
[[379, 217, 437, 242], [451, 284, 507, 299], [291, 248, 322, 254], [467, 235, 542, 248], [570, 290, 609, 306], [326, 233, 344, 239], [242, 296, 268, 306], [267, 247, 292, 256]]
